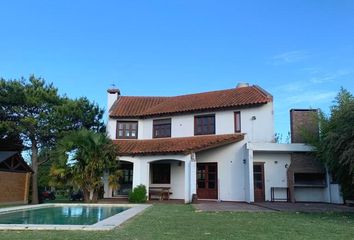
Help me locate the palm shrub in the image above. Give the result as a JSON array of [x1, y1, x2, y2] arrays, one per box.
[[50, 129, 121, 202], [128, 185, 147, 203]]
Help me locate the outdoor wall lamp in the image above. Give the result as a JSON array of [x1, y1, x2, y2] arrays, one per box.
[[243, 159, 246, 164], [285, 164, 289, 168]]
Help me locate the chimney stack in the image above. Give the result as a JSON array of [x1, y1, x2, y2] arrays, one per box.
[[290, 109, 319, 143], [107, 87, 120, 112]]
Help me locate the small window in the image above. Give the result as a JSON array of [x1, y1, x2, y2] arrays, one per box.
[[153, 118, 171, 138], [116, 121, 138, 139], [152, 163, 171, 184], [194, 114, 215, 135], [234, 111, 241, 133]]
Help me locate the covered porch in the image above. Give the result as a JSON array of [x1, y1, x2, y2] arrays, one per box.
[[104, 154, 196, 203], [104, 134, 244, 203]]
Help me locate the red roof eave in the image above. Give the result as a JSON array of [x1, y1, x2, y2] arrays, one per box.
[[113, 134, 245, 156]]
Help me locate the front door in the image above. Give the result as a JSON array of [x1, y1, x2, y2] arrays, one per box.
[[197, 163, 218, 199], [253, 163, 265, 202]]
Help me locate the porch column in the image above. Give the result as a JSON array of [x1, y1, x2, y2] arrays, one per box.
[[142, 161, 150, 197], [132, 159, 141, 189], [190, 153, 197, 198], [245, 147, 254, 203], [184, 156, 192, 203], [103, 171, 111, 198]]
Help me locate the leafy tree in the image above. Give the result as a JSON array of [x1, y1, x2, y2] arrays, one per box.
[[0, 76, 105, 203], [313, 88, 354, 200], [50, 129, 121, 202]]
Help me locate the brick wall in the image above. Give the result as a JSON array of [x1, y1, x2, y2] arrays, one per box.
[[290, 109, 319, 143], [287, 153, 325, 202], [0, 171, 30, 204]]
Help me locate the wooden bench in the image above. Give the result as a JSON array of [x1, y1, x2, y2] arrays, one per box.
[[149, 187, 172, 200]]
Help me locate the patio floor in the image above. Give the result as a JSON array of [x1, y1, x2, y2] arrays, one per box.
[[193, 201, 354, 213], [193, 201, 274, 212], [254, 202, 354, 213]]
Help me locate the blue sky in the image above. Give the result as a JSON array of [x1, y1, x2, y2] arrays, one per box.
[[1, 1, 354, 138]]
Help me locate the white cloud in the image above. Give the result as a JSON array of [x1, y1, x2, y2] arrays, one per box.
[[286, 91, 337, 104], [309, 69, 352, 84], [271, 50, 309, 64]]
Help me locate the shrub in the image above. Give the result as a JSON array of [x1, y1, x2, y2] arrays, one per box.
[[128, 184, 147, 203]]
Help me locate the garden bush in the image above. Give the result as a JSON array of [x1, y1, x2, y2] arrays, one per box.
[[128, 184, 147, 203]]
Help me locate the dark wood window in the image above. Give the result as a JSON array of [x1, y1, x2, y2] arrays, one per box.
[[116, 121, 138, 139], [153, 118, 171, 138], [152, 163, 171, 184], [194, 114, 215, 135], [234, 111, 241, 133]]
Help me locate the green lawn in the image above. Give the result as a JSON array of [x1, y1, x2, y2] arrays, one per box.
[[0, 204, 353, 240]]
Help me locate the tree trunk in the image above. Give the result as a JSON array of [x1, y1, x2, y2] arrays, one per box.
[[31, 141, 39, 204], [83, 189, 90, 203], [92, 190, 98, 203]]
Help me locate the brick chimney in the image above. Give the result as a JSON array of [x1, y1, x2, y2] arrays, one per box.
[[107, 87, 120, 112], [290, 109, 319, 143]]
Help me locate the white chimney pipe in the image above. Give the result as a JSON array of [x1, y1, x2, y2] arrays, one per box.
[[107, 88, 120, 112]]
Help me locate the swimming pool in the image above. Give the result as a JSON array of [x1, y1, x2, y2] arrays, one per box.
[[0, 204, 151, 230]]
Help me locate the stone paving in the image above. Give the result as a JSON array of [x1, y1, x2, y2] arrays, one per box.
[[193, 201, 274, 212], [254, 202, 354, 213], [193, 201, 354, 213]]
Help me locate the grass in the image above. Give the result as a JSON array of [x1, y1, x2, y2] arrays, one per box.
[[0, 204, 353, 240]]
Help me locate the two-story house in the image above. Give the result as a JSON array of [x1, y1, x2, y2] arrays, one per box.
[[103, 83, 343, 204]]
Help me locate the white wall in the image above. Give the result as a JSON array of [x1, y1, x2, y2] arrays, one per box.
[[294, 188, 328, 202], [240, 103, 274, 142], [107, 102, 274, 142], [329, 184, 344, 204], [196, 140, 247, 201], [253, 152, 291, 201], [107, 118, 117, 139]]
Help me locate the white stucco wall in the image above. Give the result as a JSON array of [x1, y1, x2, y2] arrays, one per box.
[[107, 118, 117, 139], [196, 140, 247, 201], [294, 188, 328, 202], [253, 152, 291, 201]]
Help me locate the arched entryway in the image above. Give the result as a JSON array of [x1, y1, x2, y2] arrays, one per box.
[[148, 159, 185, 200], [112, 160, 133, 197]]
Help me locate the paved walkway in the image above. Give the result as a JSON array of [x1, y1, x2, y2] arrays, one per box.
[[255, 202, 354, 213], [193, 202, 274, 212], [194, 201, 354, 213]]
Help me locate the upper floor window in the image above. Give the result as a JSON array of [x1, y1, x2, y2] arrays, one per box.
[[234, 111, 241, 133], [116, 121, 138, 139], [153, 118, 171, 138], [194, 114, 215, 135]]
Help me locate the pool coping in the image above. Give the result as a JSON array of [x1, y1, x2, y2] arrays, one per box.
[[0, 203, 152, 231]]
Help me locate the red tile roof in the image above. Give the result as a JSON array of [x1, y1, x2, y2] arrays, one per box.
[[113, 134, 244, 156], [109, 85, 272, 118]]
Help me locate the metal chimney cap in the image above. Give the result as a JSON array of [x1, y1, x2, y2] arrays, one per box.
[[236, 82, 249, 88], [107, 88, 120, 95]]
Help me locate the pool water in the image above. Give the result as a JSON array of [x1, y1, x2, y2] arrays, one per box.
[[0, 206, 129, 225]]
